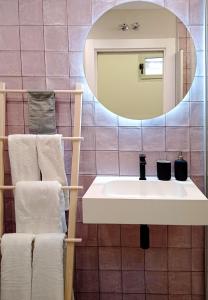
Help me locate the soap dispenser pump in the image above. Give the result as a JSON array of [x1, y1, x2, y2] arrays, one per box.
[[174, 152, 188, 181]]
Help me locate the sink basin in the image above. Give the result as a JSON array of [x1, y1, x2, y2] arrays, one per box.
[[82, 176, 208, 225], [104, 179, 186, 198]]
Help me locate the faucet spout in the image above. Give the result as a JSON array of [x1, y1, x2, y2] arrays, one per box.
[[139, 154, 146, 180]]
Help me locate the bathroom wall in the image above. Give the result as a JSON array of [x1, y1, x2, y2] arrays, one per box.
[[0, 0, 205, 299]]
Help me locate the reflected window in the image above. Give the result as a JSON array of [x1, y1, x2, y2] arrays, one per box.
[[139, 52, 164, 79]]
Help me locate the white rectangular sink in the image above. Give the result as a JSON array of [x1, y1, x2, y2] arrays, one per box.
[[82, 176, 208, 225]]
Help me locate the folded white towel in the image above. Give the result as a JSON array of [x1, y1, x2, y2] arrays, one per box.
[[8, 134, 40, 184], [36, 134, 69, 210], [15, 181, 66, 234], [32, 234, 65, 300], [1, 233, 34, 300]]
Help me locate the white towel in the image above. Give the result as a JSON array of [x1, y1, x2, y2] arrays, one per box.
[[8, 134, 40, 184], [15, 181, 66, 233], [36, 134, 69, 210], [1, 233, 34, 300], [32, 234, 65, 300]]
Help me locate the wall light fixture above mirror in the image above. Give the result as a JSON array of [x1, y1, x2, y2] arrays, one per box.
[[84, 1, 196, 120]]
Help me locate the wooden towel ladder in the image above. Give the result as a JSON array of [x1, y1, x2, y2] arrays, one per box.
[[0, 82, 83, 300]]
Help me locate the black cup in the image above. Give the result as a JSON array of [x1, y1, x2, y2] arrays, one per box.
[[157, 160, 171, 181]]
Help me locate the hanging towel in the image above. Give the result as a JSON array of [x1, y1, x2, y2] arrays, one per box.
[[8, 134, 40, 184], [1, 233, 34, 300], [32, 233, 65, 300], [37, 134, 69, 210], [15, 181, 66, 233], [28, 91, 57, 134]]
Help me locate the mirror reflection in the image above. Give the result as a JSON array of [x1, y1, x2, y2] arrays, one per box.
[[84, 1, 196, 120]]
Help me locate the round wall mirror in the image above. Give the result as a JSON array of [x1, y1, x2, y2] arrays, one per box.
[[84, 1, 196, 120]]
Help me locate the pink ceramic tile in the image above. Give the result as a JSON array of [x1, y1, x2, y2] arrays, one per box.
[[190, 77, 205, 102], [80, 150, 96, 174], [169, 272, 191, 295], [81, 127, 96, 150], [192, 226, 205, 248], [96, 151, 119, 175], [69, 51, 84, 77], [118, 116, 141, 127], [177, 21, 188, 38], [76, 293, 99, 300], [70, 76, 94, 102], [99, 247, 121, 270], [46, 77, 70, 96], [69, 26, 90, 51], [122, 248, 144, 271], [190, 0, 205, 25], [195, 51, 205, 77], [190, 127, 203, 151], [168, 226, 191, 248], [191, 176, 205, 193], [168, 248, 191, 271], [76, 270, 99, 292], [119, 151, 139, 176], [123, 295, 145, 300], [190, 102, 204, 126], [142, 115, 165, 127], [76, 223, 98, 247], [192, 272, 205, 295], [191, 296, 204, 300], [121, 225, 140, 247], [119, 128, 141, 151], [166, 102, 189, 126], [92, 0, 116, 22], [95, 103, 118, 126], [43, 0, 67, 25], [0, 76, 22, 100], [68, 0, 92, 25], [82, 102, 95, 126], [0, 27, 20, 50], [19, 0, 43, 25], [169, 296, 191, 300], [44, 26, 68, 51], [6, 102, 24, 126], [145, 271, 168, 294], [45, 52, 69, 76], [0, 52, 21, 76], [190, 151, 204, 176], [100, 270, 122, 293], [78, 175, 96, 198], [21, 51, 45, 76], [122, 271, 145, 293], [149, 225, 168, 248], [142, 127, 165, 151], [56, 102, 71, 126], [145, 248, 167, 271], [166, 127, 189, 151], [23, 77, 46, 90], [98, 224, 120, 246], [96, 127, 118, 150], [192, 249, 204, 271], [165, 0, 189, 25], [190, 26, 205, 51], [100, 294, 122, 300], [75, 247, 98, 270], [146, 296, 168, 300], [0, 0, 19, 25], [20, 26, 44, 51]]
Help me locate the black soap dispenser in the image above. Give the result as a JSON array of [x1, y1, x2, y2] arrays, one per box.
[[174, 152, 188, 181]]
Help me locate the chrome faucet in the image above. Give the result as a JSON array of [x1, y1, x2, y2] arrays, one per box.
[[139, 154, 146, 180]]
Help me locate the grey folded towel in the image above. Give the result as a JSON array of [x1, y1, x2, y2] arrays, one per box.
[[28, 91, 56, 134]]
